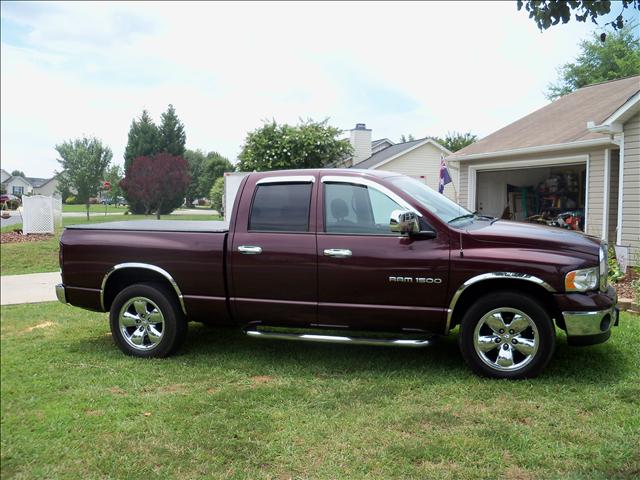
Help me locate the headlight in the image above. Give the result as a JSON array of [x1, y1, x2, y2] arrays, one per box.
[[565, 267, 599, 292]]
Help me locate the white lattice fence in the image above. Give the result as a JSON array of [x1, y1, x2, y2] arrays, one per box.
[[22, 195, 61, 234]]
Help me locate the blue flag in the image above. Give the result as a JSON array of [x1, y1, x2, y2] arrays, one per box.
[[438, 154, 452, 194]]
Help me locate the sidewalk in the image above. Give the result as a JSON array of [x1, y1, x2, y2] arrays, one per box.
[[1, 272, 61, 305]]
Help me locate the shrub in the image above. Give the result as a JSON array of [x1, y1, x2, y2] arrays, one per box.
[[64, 196, 77, 205], [608, 248, 624, 283], [209, 177, 224, 213]]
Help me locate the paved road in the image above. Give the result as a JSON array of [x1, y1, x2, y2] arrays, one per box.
[[1, 272, 61, 305], [0, 215, 22, 229]]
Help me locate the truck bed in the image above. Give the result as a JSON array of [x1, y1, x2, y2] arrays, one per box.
[[66, 220, 229, 233], [60, 220, 230, 323]]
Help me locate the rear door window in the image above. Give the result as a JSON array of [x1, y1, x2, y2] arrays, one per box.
[[249, 183, 312, 232]]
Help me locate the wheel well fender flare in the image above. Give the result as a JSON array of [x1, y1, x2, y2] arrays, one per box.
[[100, 263, 187, 314], [445, 272, 556, 334]]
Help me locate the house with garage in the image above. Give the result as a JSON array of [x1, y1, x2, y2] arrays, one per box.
[[448, 75, 640, 265], [334, 124, 459, 201]]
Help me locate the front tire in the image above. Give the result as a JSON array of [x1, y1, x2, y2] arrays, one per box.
[[109, 282, 187, 357], [458, 291, 555, 379]]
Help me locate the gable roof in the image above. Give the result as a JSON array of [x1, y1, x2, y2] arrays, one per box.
[[353, 137, 451, 169], [372, 138, 394, 148], [1, 175, 56, 188], [25, 177, 54, 188], [450, 75, 640, 160]]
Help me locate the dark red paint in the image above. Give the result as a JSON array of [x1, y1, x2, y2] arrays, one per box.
[[60, 169, 614, 334]]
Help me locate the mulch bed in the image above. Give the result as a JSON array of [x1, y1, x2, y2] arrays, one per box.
[[0, 231, 54, 244], [614, 267, 639, 302]]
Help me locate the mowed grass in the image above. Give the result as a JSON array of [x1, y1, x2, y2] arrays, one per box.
[[62, 204, 128, 213], [1, 303, 639, 479], [0, 214, 222, 276]]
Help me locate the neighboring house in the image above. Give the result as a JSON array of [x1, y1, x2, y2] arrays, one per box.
[[448, 75, 640, 265], [335, 124, 459, 201], [0, 171, 59, 197], [0, 168, 10, 184]]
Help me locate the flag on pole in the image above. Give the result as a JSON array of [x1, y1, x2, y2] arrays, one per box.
[[438, 154, 452, 194]]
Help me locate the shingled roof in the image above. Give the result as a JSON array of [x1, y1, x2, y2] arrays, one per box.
[[449, 75, 640, 159]]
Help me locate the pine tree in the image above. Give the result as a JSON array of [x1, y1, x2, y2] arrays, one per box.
[[123, 110, 160, 172], [158, 104, 186, 156]]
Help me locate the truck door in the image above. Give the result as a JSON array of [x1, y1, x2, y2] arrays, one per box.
[[316, 176, 450, 333], [229, 174, 317, 327]]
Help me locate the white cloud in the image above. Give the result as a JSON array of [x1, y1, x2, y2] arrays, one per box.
[[0, 1, 619, 177]]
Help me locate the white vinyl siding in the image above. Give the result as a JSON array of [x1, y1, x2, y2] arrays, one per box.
[[622, 112, 640, 265], [586, 150, 604, 238], [375, 142, 459, 202]]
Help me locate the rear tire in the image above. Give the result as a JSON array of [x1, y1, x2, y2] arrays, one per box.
[[458, 291, 555, 379], [109, 282, 187, 358]]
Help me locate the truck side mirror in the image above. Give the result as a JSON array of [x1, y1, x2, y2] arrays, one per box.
[[390, 210, 420, 235]]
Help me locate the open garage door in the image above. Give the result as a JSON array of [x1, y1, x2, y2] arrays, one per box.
[[476, 163, 586, 231]]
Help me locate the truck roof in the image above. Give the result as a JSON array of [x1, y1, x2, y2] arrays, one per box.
[[248, 168, 401, 179], [66, 220, 229, 233]]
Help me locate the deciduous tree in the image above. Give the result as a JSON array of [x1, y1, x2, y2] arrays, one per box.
[[209, 177, 225, 214], [10, 170, 25, 177], [517, 1, 639, 32], [238, 119, 352, 171], [433, 132, 478, 153], [199, 152, 234, 198], [103, 164, 124, 204], [546, 23, 640, 100], [55, 137, 113, 220], [119, 153, 190, 219]]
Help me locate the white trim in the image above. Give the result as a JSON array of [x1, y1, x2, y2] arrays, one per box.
[[616, 133, 625, 245], [367, 138, 452, 170], [450, 137, 613, 162], [584, 155, 590, 233], [602, 149, 610, 241], [589, 92, 640, 133], [466, 154, 589, 213]]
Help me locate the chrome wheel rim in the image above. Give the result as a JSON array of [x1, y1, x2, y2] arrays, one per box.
[[118, 297, 165, 351], [473, 307, 539, 372]]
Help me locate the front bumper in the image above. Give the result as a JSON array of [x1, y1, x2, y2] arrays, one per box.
[[559, 286, 618, 346], [55, 283, 68, 304]]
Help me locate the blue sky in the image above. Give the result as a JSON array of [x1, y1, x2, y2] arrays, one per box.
[[1, 1, 638, 177]]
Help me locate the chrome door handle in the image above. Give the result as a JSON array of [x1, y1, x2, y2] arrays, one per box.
[[323, 248, 352, 258], [238, 245, 262, 255]]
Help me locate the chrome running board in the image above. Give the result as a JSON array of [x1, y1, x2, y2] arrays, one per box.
[[245, 329, 434, 348]]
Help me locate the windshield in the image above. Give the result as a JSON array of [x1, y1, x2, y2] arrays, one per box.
[[389, 176, 472, 223]]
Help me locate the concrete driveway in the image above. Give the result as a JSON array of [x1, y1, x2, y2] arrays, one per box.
[[1, 272, 61, 305]]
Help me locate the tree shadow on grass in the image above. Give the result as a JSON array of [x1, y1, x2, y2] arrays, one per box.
[[71, 323, 627, 386]]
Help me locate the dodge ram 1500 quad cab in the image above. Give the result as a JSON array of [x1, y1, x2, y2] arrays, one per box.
[[57, 169, 618, 379]]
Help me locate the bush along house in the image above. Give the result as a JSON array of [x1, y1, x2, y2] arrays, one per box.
[[448, 76, 640, 266]]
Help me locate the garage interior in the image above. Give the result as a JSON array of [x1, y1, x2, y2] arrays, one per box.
[[476, 163, 587, 231]]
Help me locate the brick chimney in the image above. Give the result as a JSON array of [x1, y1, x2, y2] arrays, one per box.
[[349, 123, 372, 166]]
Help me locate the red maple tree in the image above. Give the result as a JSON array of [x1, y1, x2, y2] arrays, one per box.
[[120, 153, 191, 218]]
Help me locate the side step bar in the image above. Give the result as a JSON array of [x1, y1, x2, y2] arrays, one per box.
[[245, 329, 434, 348]]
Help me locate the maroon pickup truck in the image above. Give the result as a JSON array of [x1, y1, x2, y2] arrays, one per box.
[[57, 169, 618, 379]]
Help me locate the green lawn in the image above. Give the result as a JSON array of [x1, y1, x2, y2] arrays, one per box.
[[62, 204, 128, 213], [1, 304, 638, 479], [0, 214, 222, 276]]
